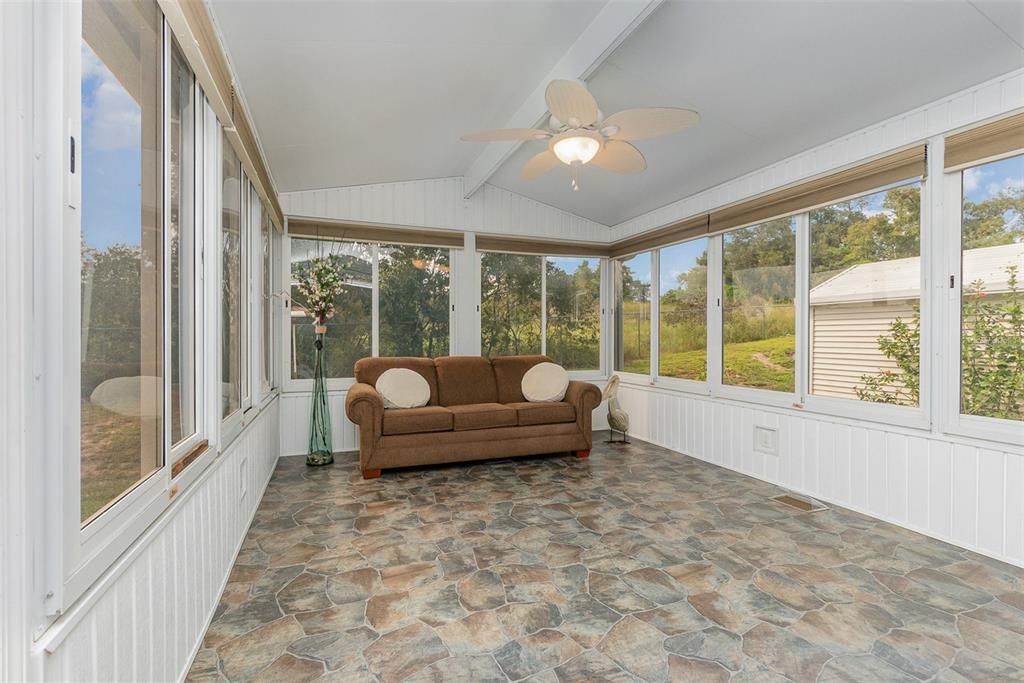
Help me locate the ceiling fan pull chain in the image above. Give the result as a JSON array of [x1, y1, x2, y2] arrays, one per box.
[[571, 161, 581, 191]]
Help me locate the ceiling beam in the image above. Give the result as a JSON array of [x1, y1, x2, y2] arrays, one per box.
[[461, 0, 665, 199]]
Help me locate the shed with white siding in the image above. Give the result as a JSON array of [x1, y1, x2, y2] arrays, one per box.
[[809, 242, 1023, 399]]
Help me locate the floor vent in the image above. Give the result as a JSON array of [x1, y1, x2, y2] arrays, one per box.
[[771, 493, 828, 513]]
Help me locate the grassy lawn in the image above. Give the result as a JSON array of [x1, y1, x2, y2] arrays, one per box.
[[625, 336, 795, 391], [80, 400, 144, 522]]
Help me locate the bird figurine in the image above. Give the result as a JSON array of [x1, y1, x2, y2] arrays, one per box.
[[602, 374, 630, 443]]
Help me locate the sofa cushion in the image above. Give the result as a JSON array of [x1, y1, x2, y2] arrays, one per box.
[[435, 356, 498, 406], [490, 355, 551, 404], [448, 403, 517, 431], [508, 401, 576, 426], [522, 362, 569, 402], [376, 368, 431, 408], [355, 357, 440, 406], [382, 406, 453, 436]]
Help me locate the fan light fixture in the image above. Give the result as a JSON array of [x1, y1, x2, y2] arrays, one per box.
[[460, 80, 700, 191], [552, 134, 601, 165]]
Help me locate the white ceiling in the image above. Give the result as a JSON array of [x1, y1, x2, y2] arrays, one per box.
[[212, 0, 1024, 227], [208, 0, 606, 192]]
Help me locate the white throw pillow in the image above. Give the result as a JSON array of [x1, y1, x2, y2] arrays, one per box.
[[376, 368, 430, 409], [521, 362, 569, 402]]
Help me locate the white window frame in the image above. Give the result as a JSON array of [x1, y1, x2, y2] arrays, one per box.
[[652, 238, 713, 396], [53, 12, 214, 614], [799, 175, 933, 430], [167, 37, 209, 471], [940, 146, 1024, 447], [613, 250, 656, 387], [219, 131, 245, 445], [282, 233, 457, 391], [477, 250, 608, 380], [714, 217, 802, 408]]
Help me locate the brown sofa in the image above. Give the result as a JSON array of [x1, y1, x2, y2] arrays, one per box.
[[344, 355, 601, 479]]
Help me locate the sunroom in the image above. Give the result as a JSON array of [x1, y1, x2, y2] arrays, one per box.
[[2, 0, 1023, 681]]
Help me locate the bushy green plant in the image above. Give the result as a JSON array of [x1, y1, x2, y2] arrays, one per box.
[[857, 265, 1023, 420]]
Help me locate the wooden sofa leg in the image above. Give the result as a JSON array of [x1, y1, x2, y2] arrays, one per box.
[[574, 449, 590, 459], [362, 469, 382, 479]]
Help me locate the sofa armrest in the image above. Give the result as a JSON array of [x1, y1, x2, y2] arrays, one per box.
[[564, 381, 601, 447], [345, 383, 384, 470]]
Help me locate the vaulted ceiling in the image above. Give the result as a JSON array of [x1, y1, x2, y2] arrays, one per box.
[[211, 0, 1024, 227]]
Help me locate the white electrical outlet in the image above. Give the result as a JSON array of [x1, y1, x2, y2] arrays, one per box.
[[754, 426, 778, 455]]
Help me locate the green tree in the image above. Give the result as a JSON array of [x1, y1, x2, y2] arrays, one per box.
[[481, 253, 542, 357], [546, 259, 601, 368], [378, 245, 450, 357]]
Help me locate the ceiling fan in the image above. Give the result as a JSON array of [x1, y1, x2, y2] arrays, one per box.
[[461, 79, 699, 191]]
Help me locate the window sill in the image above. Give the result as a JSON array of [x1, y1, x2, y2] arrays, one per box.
[[800, 395, 930, 431]]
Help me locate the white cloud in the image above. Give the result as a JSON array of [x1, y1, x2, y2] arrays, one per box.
[[963, 168, 985, 194], [986, 176, 1024, 198], [81, 43, 141, 151]]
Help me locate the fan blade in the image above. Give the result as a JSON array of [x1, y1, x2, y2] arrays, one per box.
[[545, 80, 599, 128], [461, 128, 551, 142], [602, 107, 699, 141], [590, 140, 646, 174], [522, 150, 560, 180]]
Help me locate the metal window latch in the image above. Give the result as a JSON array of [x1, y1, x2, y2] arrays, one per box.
[[950, 275, 955, 288], [69, 135, 75, 173]]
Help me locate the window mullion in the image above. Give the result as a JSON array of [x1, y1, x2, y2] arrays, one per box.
[[651, 249, 660, 381], [708, 235, 724, 395], [795, 212, 810, 403], [371, 244, 380, 357], [540, 256, 547, 356]]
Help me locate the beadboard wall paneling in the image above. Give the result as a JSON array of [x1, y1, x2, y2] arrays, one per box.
[[615, 384, 1024, 569], [280, 177, 610, 243], [280, 388, 610, 458], [611, 67, 1024, 240], [40, 401, 281, 682]]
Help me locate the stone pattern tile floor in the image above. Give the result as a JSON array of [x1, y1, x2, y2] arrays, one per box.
[[186, 436, 1024, 682]]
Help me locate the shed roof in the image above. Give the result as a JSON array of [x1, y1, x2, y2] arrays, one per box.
[[810, 242, 1023, 305]]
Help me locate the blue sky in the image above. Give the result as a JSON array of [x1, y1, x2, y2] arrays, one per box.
[[82, 41, 142, 251], [964, 155, 1023, 205], [623, 251, 651, 284], [660, 239, 707, 292]]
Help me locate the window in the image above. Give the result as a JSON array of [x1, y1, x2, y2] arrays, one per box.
[[221, 134, 242, 418], [959, 154, 1023, 422], [658, 240, 709, 381], [722, 218, 796, 392], [379, 245, 450, 357], [79, 0, 163, 523], [481, 253, 542, 357], [546, 257, 600, 370], [809, 182, 922, 404], [290, 238, 372, 380], [261, 205, 273, 394], [170, 40, 198, 448], [616, 252, 652, 375]]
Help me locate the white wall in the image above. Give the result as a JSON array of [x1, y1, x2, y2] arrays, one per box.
[[37, 401, 281, 682], [615, 385, 1023, 569], [280, 176, 610, 243]]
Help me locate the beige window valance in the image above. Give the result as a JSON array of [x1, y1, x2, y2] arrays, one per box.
[[945, 112, 1024, 171], [288, 217, 465, 249], [709, 145, 927, 234]]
